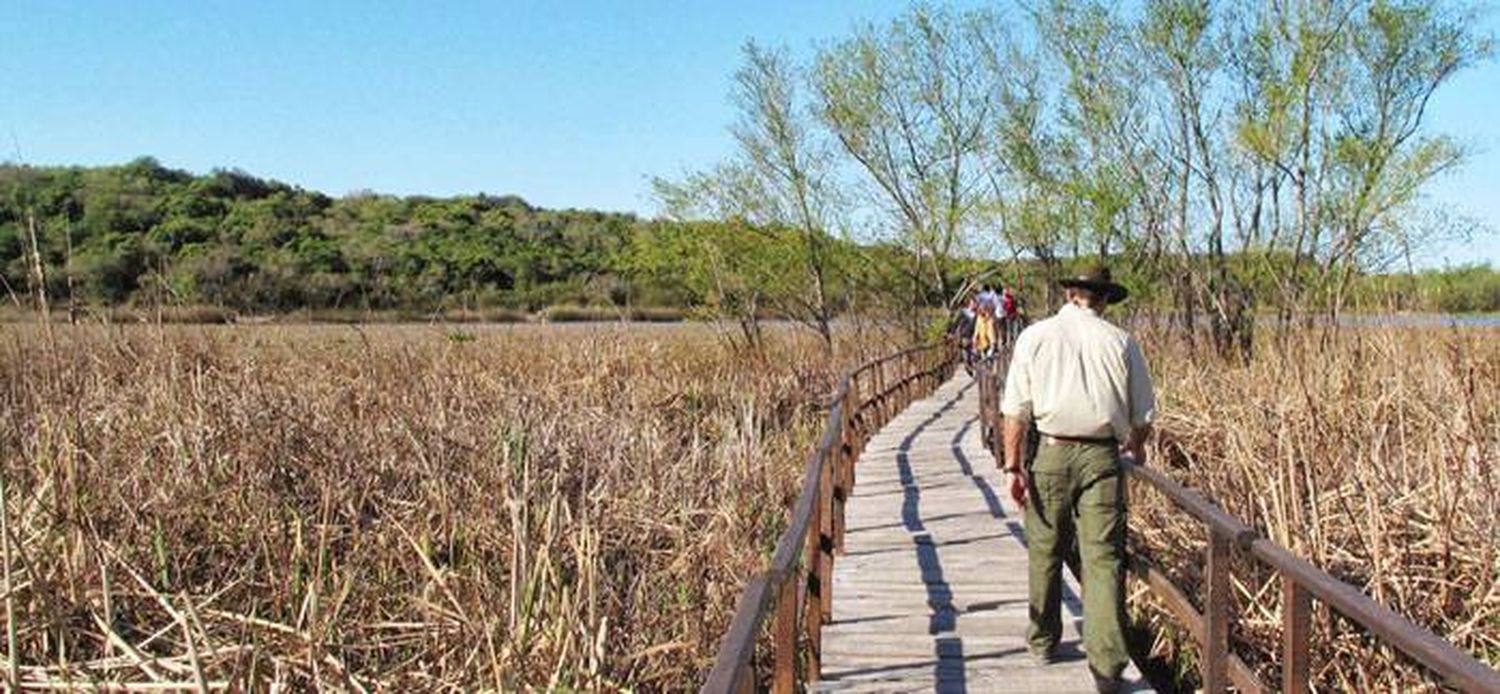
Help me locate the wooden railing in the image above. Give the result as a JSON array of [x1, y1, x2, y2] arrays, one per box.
[[971, 359, 1500, 693], [700, 341, 957, 693]]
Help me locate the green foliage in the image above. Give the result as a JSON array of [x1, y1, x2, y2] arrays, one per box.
[[1356, 263, 1500, 313], [0, 162, 647, 314]]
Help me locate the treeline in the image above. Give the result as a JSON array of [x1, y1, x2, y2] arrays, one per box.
[[2, 158, 1494, 334], [0, 158, 654, 313], [1355, 263, 1500, 314], [0, 160, 931, 343]]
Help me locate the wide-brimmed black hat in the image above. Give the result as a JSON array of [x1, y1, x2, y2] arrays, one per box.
[[1059, 266, 1129, 303]]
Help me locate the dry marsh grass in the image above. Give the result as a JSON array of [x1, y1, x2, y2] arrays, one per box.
[[4, 319, 1494, 691], [1132, 326, 1499, 690], [0, 322, 883, 690]]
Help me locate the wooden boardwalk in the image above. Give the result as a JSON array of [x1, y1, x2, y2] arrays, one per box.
[[818, 374, 1151, 693]]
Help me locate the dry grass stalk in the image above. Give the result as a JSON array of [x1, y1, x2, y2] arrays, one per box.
[[1128, 325, 1499, 690], [0, 322, 888, 689]]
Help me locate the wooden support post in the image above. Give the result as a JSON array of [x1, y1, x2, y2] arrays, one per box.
[[889, 359, 898, 416], [990, 379, 1004, 471], [772, 573, 797, 694], [832, 418, 848, 555], [819, 455, 834, 621], [858, 377, 870, 452], [904, 351, 915, 404], [897, 354, 907, 408], [839, 390, 856, 547], [804, 502, 823, 683], [977, 370, 989, 450], [892, 356, 902, 411], [1283, 578, 1310, 694], [886, 357, 896, 419], [1204, 528, 1231, 693]]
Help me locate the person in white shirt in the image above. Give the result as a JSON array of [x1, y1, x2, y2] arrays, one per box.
[[999, 266, 1155, 693], [976, 285, 999, 313]]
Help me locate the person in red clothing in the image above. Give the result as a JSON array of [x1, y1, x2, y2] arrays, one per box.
[[1000, 286, 1021, 343]]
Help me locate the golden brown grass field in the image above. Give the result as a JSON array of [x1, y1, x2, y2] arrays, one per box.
[[0, 323, 887, 691], [1132, 325, 1500, 690], [1, 321, 1495, 690]]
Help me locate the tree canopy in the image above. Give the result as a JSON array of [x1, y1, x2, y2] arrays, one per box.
[[1, 159, 648, 313]]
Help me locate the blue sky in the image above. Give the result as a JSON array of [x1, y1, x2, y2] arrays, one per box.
[[1, 1, 1495, 267]]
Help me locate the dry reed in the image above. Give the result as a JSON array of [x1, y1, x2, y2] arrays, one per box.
[[6, 319, 1493, 690], [0, 322, 880, 690], [1129, 325, 1499, 690]]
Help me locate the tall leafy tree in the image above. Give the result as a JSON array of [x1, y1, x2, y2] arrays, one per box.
[[813, 5, 1003, 324], [653, 41, 847, 349]]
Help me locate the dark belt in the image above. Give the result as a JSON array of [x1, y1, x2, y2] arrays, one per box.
[[1039, 432, 1117, 447]]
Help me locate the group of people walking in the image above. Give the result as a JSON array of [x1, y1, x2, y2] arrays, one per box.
[[948, 283, 1023, 369], [958, 267, 1157, 693]]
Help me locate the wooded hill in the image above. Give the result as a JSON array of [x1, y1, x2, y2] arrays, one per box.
[[0, 159, 929, 348], [0, 159, 643, 313]]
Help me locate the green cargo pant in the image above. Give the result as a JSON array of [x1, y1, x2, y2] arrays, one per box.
[[1025, 441, 1129, 679]]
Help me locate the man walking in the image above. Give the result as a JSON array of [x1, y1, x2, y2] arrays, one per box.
[[999, 267, 1155, 693]]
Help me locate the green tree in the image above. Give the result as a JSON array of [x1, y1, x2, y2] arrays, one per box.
[[813, 5, 1003, 328], [655, 41, 847, 349]]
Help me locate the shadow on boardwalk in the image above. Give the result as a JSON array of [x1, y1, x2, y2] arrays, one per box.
[[819, 375, 1138, 693]]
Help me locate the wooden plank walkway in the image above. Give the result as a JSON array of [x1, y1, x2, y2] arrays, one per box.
[[818, 374, 1153, 693]]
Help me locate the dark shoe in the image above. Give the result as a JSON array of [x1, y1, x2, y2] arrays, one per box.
[[1027, 644, 1057, 665], [1089, 667, 1123, 694]]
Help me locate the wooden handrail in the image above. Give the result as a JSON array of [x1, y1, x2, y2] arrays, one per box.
[[700, 341, 958, 693], [1123, 461, 1500, 692], [972, 351, 1500, 693]]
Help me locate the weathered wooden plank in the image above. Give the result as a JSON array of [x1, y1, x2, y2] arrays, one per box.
[[821, 374, 1154, 693]]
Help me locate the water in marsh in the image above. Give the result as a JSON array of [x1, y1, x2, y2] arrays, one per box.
[[1339, 313, 1500, 328]]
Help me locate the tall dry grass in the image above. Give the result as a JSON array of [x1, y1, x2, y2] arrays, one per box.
[[1130, 325, 1499, 690], [0, 322, 885, 690]]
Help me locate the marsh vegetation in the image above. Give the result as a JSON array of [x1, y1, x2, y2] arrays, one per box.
[[0, 323, 884, 690]]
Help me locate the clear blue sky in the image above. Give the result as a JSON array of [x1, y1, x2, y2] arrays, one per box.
[[1, 1, 1495, 267]]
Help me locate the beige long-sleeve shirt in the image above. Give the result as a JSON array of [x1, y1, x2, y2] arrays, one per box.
[[1000, 303, 1156, 441]]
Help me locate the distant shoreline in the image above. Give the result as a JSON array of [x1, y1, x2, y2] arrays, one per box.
[[4, 305, 1497, 329], [0, 304, 692, 326]]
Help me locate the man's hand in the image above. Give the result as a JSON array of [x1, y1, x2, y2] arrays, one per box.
[[1001, 415, 1030, 508], [1122, 424, 1153, 467], [1008, 469, 1028, 508]]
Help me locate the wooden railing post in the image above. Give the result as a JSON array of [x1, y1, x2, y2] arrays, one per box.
[[886, 356, 897, 415], [852, 376, 866, 458], [833, 399, 850, 555], [976, 363, 989, 449], [771, 572, 797, 694], [988, 368, 1003, 470], [840, 407, 852, 554], [894, 353, 904, 409], [903, 350, 915, 405], [803, 498, 823, 682], [1283, 578, 1311, 694], [818, 451, 834, 621], [1204, 527, 1231, 693]]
